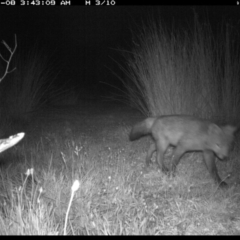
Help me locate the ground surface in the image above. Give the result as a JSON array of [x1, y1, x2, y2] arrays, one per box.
[[1, 100, 240, 235], [28, 100, 143, 141]]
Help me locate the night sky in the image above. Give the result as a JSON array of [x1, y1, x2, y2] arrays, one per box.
[[0, 6, 239, 100]]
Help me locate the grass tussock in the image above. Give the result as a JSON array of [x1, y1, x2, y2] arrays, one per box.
[[5, 47, 58, 115], [122, 14, 240, 122], [0, 41, 64, 137]]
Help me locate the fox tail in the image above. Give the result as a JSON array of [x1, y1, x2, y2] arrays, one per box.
[[129, 117, 155, 141]]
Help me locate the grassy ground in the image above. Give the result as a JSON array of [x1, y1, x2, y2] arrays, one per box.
[[0, 101, 239, 235]]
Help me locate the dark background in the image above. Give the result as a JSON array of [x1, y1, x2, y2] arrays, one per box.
[[0, 6, 239, 100]]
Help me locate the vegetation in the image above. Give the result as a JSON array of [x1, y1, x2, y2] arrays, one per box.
[[0, 36, 63, 137], [0, 12, 240, 235], [0, 125, 239, 235], [123, 14, 240, 122]]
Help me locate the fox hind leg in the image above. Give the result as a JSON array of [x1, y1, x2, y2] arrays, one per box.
[[146, 143, 156, 166], [170, 145, 186, 174], [155, 140, 169, 173]]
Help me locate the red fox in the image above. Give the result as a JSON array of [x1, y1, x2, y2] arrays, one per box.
[[129, 115, 237, 188]]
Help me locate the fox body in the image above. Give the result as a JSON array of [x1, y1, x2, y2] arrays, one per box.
[[129, 115, 237, 188]]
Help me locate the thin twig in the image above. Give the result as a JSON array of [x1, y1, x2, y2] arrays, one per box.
[[0, 34, 17, 82]]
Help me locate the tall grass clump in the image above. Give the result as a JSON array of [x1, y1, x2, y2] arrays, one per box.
[[0, 43, 61, 134], [123, 14, 240, 121], [7, 47, 58, 114]]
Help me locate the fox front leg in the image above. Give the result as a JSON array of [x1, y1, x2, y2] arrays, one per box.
[[203, 150, 228, 188], [155, 140, 169, 173]]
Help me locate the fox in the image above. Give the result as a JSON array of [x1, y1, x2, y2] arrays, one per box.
[[129, 115, 237, 188]]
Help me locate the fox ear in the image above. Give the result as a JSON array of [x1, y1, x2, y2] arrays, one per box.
[[223, 125, 237, 136], [208, 124, 222, 135]]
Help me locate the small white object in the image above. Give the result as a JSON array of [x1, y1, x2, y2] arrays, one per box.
[[0, 132, 25, 153]]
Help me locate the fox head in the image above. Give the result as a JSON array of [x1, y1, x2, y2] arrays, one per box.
[[208, 124, 237, 160]]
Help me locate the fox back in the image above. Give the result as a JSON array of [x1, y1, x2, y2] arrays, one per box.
[[150, 115, 236, 160]]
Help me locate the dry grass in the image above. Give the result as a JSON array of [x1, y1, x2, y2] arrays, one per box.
[[0, 42, 64, 137], [0, 122, 239, 235], [121, 14, 240, 122]]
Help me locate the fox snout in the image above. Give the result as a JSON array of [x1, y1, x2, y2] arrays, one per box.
[[217, 155, 228, 161], [213, 143, 232, 161], [215, 150, 229, 161]]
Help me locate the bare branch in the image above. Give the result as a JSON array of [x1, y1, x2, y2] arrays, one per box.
[[0, 34, 17, 83], [0, 53, 8, 63]]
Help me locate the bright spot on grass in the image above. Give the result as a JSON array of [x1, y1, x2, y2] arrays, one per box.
[[71, 180, 80, 192]]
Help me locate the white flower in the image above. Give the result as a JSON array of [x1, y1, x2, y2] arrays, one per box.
[[71, 180, 80, 192], [25, 168, 34, 176]]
